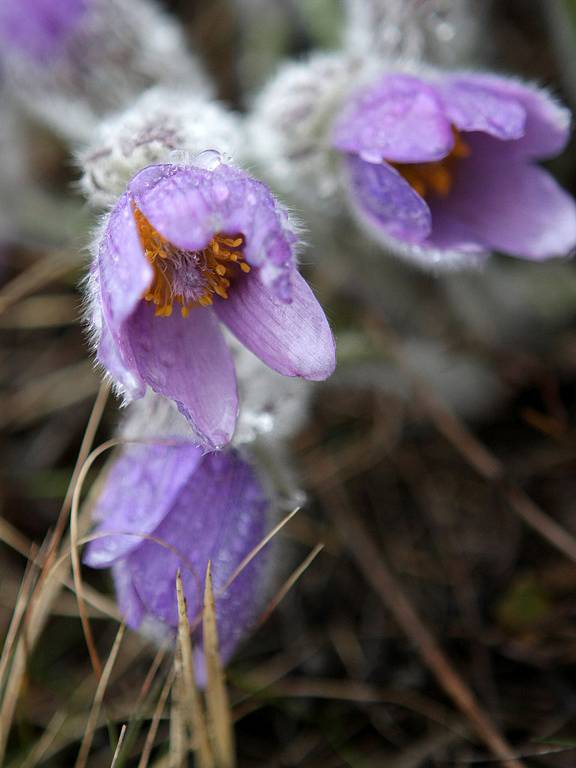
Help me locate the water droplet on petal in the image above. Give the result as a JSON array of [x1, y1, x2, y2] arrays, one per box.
[[193, 149, 223, 171]]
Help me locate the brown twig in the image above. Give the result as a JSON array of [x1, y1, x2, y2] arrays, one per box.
[[320, 477, 525, 768]]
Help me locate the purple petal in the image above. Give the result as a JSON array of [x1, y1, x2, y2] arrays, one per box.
[[446, 74, 571, 159], [126, 303, 238, 449], [439, 79, 526, 141], [84, 444, 204, 568], [128, 163, 297, 298], [429, 134, 576, 259], [343, 155, 432, 243], [126, 452, 268, 661], [214, 270, 336, 381], [112, 560, 147, 629], [0, 0, 87, 62], [97, 192, 153, 392], [332, 74, 454, 163], [96, 319, 145, 398]]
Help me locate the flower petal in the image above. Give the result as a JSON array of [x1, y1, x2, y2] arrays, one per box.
[[126, 303, 238, 448], [431, 134, 576, 260], [84, 444, 204, 568], [344, 155, 432, 244], [96, 192, 153, 392], [126, 452, 268, 658], [112, 560, 147, 629], [98, 192, 152, 331], [214, 270, 336, 381], [446, 74, 571, 158], [332, 74, 454, 163], [439, 79, 526, 141]]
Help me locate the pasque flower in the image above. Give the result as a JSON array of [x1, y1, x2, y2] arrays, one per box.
[[0, 0, 208, 142], [332, 72, 576, 267], [88, 159, 335, 448], [84, 444, 270, 675]]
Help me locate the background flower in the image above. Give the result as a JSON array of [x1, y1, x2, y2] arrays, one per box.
[[333, 72, 576, 269], [0, 0, 209, 142]]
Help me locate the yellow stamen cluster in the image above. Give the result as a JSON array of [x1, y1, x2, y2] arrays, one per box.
[[391, 130, 470, 199], [133, 206, 250, 318]]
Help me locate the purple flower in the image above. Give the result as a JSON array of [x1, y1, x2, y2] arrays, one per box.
[[0, 0, 87, 62], [84, 444, 270, 677], [332, 72, 576, 267], [91, 161, 335, 449]]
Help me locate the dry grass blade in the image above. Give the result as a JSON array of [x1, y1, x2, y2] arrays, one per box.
[[0, 361, 99, 429], [0, 387, 111, 765], [18, 711, 68, 768], [0, 551, 38, 700], [110, 724, 127, 768], [170, 655, 186, 768], [75, 623, 126, 768], [137, 668, 175, 768], [218, 506, 300, 597], [70, 437, 123, 681], [51, 380, 111, 560], [258, 543, 325, 627], [0, 517, 32, 558], [0, 250, 76, 316], [203, 562, 235, 768], [175, 571, 213, 768]]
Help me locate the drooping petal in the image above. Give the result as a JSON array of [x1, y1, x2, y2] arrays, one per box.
[[214, 270, 336, 381], [332, 74, 455, 163], [343, 154, 432, 243], [96, 319, 146, 397], [128, 163, 297, 299], [95, 194, 153, 395], [97, 192, 153, 351], [446, 74, 571, 159], [429, 134, 576, 259], [84, 443, 204, 568], [126, 452, 268, 660], [439, 79, 526, 141], [126, 302, 238, 448]]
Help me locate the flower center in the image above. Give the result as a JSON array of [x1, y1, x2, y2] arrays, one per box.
[[133, 206, 250, 318], [390, 130, 470, 199]]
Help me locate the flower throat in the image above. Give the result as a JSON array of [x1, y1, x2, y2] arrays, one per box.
[[133, 206, 250, 318], [391, 130, 470, 199]]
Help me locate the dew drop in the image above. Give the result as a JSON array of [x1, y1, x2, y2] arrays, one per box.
[[193, 149, 223, 171]]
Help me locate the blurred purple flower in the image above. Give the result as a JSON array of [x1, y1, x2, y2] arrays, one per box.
[[0, 0, 87, 62], [90, 161, 335, 448], [332, 72, 576, 266], [84, 443, 269, 678]]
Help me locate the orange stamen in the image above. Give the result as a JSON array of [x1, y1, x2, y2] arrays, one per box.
[[133, 206, 250, 318], [391, 129, 470, 200]]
